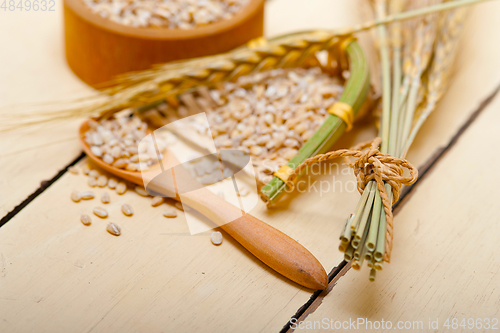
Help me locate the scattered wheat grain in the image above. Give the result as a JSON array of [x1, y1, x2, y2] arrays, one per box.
[[116, 182, 127, 195], [211, 231, 223, 245], [163, 209, 177, 218], [68, 166, 79, 175], [88, 177, 97, 187], [106, 223, 121, 236], [151, 196, 164, 207], [108, 178, 118, 189], [97, 175, 108, 187], [80, 214, 92, 226], [101, 192, 110, 204], [93, 207, 108, 218], [80, 191, 95, 200], [135, 186, 149, 197], [121, 204, 134, 216], [71, 191, 81, 202]]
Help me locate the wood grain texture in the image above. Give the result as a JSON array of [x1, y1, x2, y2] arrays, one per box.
[[294, 89, 500, 333], [1, 1, 500, 332], [0, 7, 92, 220]]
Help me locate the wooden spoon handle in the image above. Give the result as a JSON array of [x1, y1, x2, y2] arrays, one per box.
[[221, 213, 328, 290], [180, 189, 328, 290]]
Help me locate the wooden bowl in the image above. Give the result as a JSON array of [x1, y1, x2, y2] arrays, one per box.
[[63, 0, 265, 87]]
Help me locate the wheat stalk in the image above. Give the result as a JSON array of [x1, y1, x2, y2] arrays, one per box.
[[404, 7, 468, 152], [397, 0, 442, 156]]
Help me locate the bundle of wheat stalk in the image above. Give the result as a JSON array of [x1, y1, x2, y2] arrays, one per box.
[[337, 0, 469, 280]]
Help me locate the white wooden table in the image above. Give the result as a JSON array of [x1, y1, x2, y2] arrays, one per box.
[[1, 1, 499, 332]]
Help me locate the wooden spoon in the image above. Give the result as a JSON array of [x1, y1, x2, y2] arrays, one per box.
[[79, 120, 328, 290]]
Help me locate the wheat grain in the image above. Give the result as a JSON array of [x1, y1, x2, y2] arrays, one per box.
[[134, 186, 150, 197], [93, 207, 108, 218], [106, 223, 121, 236], [116, 182, 127, 195], [80, 214, 92, 226], [88, 170, 100, 178], [108, 178, 118, 189], [68, 166, 79, 175], [71, 191, 81, 202], [151, 196, 164, 207], [175, 202, 184, 211], [82, 165, 90, 175], [97, 175, 108, 187], [101, 192, 111, 204], [121, 204, 134, 216], [80, 191, 95, 200], [163, 209, 177, 218], [211, 231, 223, 245], [88, 177, 97, 187]]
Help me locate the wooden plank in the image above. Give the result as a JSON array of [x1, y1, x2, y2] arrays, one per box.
[[0, 9, 93, 218], [292, 88, 500, 333]]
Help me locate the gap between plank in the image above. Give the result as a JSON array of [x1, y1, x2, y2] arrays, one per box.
[[280, 81, 500, 333], [0, 152, 85, 228]]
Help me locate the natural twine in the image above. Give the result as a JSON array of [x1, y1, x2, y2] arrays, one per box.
[[286, 137, 418, 262]]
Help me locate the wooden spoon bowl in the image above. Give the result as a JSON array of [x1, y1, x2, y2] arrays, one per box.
[[79, 120, 328, 290]]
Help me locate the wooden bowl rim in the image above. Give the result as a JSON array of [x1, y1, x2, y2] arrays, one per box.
[[64, 0, 265, 40]]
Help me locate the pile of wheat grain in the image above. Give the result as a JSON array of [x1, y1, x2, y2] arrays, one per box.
[[83, 115, 168, 172], [82, 0, 250, 29], [149, 67, 344, 184]]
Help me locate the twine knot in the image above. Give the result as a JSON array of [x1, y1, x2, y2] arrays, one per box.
[[345, 137, 417, 204], [286, 137, 418, 261]]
